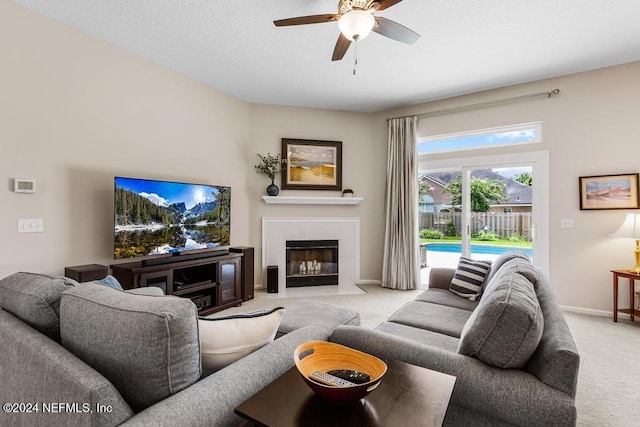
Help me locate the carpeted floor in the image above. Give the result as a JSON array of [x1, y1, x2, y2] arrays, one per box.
[[216, 284, 640, 426]]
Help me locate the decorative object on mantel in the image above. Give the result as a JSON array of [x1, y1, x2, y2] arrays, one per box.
[[579, 173, 640, 210], [281, 138, 342, 191], [610, 212, 640, 274], [254, 153, 282, 196], [342, 189, 354, 198]]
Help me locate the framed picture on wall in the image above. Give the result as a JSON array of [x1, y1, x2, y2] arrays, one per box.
[[579, 173, 640, 210], [281, 138, 342, 191]]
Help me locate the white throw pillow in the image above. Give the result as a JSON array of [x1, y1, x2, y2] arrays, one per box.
[[198, 307, 285, 372]]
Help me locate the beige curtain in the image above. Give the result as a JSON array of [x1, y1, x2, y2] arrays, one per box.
[[382, 116, 419, 290]]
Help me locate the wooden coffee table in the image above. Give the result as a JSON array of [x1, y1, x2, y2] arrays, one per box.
[[235, 359, 456, 427]]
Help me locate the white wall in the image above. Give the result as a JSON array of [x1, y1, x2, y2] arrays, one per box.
[[377, 62, 640, 314]]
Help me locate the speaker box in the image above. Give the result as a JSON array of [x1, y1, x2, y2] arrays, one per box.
[[267, 265, 278, 293], [64, 264, 108, 283], [230, 246, 255, 301]]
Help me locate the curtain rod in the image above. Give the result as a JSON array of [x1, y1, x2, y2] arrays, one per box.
[[387, 88, 560, 121]]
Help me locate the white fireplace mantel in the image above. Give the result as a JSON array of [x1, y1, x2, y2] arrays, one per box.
[[262, 196, 363, 205]]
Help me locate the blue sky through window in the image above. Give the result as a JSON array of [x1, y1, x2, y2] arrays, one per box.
[[418, 125, 539, 154]]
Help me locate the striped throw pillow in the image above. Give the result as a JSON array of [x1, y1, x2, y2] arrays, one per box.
[[449, 257, 492, 301]]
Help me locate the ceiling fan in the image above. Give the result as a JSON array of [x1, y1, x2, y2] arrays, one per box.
[[274, 0, 420, 61]]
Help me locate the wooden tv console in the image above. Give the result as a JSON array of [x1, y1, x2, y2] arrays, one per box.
[[110, 252, 242, 316]]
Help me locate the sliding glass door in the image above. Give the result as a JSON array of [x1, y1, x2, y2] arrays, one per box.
[[418, 152, 548, 286]]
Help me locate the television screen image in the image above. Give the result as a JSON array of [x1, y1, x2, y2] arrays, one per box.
[[114, 177, 231, 260]]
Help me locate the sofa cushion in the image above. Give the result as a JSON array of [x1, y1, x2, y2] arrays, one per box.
[[483, 256, 539, 297], [0, 272, 76, 340], [388, 301, 473, 338], [449, 257, 492, 301], [415, 288, 479, 312], [277, 300, 360, 335], [60, 283, 201, 412], [458, 271, 544, 369], [375, 321, 460, 353], [199, 307, 285, 372], [484, 251, 531, 285]]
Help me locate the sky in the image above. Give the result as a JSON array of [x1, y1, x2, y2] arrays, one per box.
[[115, 177, 221, 209], [417, 128, 537, 154]]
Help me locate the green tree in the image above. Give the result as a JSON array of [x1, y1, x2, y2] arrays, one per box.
[[418, 181, 434, 203], [514, 171, 533, 186], [443, 176, 508, 212]]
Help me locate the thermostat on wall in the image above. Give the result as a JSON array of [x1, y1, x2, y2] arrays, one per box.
[[13, 178, 36, 193]]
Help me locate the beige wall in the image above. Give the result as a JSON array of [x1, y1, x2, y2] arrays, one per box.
[[378, 62, 640, 314], [0, 1, 385, 284], [3, 0, 639, 315], [247, 104, 384, 282], [0, 1, 251, 276]]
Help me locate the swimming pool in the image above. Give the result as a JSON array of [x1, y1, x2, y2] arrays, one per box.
[[426, 243, 532, 257]]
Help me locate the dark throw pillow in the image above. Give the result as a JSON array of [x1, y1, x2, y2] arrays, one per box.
[[449, 257, 492, 301]]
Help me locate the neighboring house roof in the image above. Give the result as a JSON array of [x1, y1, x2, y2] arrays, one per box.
[[419, 170, 532, 206]]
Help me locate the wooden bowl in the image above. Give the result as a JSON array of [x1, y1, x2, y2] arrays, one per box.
[[294, 341, 387, 405]]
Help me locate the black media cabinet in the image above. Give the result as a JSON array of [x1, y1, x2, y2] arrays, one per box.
[[110, 252, 242, 316]]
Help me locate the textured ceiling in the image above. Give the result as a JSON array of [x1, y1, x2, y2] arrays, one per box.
[[10, 0, 640, 112]]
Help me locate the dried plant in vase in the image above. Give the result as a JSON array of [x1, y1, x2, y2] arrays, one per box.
[[255, 153, 282, 196]]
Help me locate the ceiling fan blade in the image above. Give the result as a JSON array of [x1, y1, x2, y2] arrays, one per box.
[[369, 0, 402, 12], [373, 16, 420, 44], [274, 14, 339, 27], [332, 33, 352, 61]]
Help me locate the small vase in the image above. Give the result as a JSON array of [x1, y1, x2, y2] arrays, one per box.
[[266, 180, 279, 196]]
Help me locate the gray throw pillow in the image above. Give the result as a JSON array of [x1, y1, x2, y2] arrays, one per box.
[[0, 272, 76, 340], [449, 257, 492, 301], [60, 283, 201, 412], [457, 271, 544, 369]]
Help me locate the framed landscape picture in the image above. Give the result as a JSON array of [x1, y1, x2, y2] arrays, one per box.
[[579, 173, 640, 210], [281, 138, 342, 191]]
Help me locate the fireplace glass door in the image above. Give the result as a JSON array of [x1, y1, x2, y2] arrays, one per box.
[[285, 240, 338, 287]]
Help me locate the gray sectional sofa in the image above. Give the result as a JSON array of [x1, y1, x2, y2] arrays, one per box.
[[1, 251, 578, 427], [330, 252, 580, 426], [0, 273, 357, 427]]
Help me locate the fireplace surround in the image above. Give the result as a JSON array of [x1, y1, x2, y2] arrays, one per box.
[[261, 217, 361, 296]]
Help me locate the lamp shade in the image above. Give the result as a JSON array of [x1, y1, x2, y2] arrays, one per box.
[[338, 10, 375, 41], [610, 213, 640, 239]]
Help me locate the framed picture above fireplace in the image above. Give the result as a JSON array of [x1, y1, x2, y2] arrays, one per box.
[[281, 138, 342, 191]]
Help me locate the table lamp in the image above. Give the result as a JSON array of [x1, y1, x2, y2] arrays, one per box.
[[610, 213, 640, 274]]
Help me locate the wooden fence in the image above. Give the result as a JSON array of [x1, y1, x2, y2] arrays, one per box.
[[419, 212, 532, 240]]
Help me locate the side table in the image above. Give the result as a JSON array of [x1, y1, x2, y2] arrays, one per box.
[[610, 269, 640, 322]]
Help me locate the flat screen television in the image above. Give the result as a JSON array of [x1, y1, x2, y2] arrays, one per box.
[[114, 176, 231, 260]]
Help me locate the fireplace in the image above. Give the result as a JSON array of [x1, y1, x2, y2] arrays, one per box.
[[285, 240, 339, 287]]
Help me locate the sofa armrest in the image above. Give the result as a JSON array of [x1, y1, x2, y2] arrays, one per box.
[[330, 326, 576, 426], [122, 324, 330, 427], [428, 267, 456, 289], [0, 309, 134, 426]]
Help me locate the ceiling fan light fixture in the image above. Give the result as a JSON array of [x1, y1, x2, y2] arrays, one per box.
[[338, 10, 375, 41]]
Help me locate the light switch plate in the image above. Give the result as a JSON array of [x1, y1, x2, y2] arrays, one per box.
[[18, 219, 44, 233], [560, 219, 573, 229]]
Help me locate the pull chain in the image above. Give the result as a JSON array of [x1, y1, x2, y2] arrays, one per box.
[[353, 37, 358, 75]]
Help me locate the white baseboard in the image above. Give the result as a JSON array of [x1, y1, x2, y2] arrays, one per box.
[[254, 279, 381, 289], [560, 305, 612, 318], [357, 279, 382, 285]]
